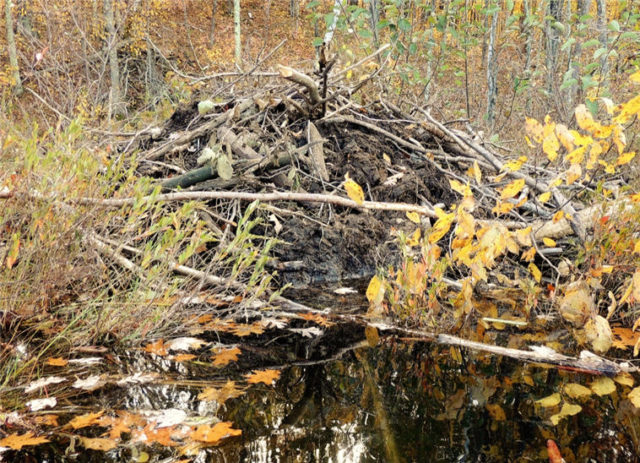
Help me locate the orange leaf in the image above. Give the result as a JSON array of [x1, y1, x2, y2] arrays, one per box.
[[132, 423, 179, 446], [191, 422, 241, 444], [231, 322, 264, 337], [198, 380, 245, 403], [46, 357, 68, 367], [66, 411, 105, 430], [171, 354, 196, 362], [80, 437, 118, 451], [144, 339, 167, 356], [246, 369, 281, 385], [0, 432, 49, 450], [211, 347, 242, 367]]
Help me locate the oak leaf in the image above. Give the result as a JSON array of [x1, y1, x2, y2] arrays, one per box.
[[246, 369, 281, 385], [66, 411, 105, 430], [0, 432, 49, 450], [80, 437, 118, 451], [191, 422, 241, 444], [211, 347, 242, 367], [198, 380, 245, 403]]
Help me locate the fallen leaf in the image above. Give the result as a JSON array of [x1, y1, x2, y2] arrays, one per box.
[[198, 381, 245, 403], [590, 377, 616, 396], [563, 383, 592, 399], [80, 436, 118, 451], [33, 415, 59, 427], [558, 281, 594, 327], [246, 369, 281, 386], [231, 322, 264, 337], [0, 432, 49, 450], [406, 211, 420, 223], [550, 403, 582, 425], [170, 354, 196, 362], [66, 411, 105, 430], [614, 372, 634, 387], [628, 387, 640, 408], [536, 393, 561, 408], [191, 422, 241, 444], [211, 347, 242, 367], [344, 173, 364, 205], [584, 315, 613, 354], [132, 423, 178, 447]]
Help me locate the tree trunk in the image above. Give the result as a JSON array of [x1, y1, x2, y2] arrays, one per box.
[[104, 0, 123, 117], [486, 4, 499, 127], [234, 0, 241, 69], [596, 0, 608, 92], [324, 0, 343, 47], [5, 0, 23, 95], [522, 0, 533, 114], [369, 0, 381, 48], [209, 0, 217, 47]]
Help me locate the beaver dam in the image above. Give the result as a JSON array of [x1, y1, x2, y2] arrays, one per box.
[[2, 59, 640, 462]]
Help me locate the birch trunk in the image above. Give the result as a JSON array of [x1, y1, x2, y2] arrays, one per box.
[[5, 0, 23, 95]]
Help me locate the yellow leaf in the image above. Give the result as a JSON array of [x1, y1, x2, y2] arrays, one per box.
[[543, 133, 560, 161], [472, 161, 482, 183], [492, 201, 515, 215], [590, 377, 616, 396], [566, 146, 586, 165], [542, 237, 556, 247], [536, 392, 561, 408], [406, 211, 420, 224], [630, 71, 640, 83], [555, 123, 574, 151], [529, 263, 542, 283], [525, 117, 544, 143], [500, 179, 525, 200], [552, 210, 564, 223], [614, 372, 634, 387], [503, 156, 528, 172], [565, 163, 582, 185], [564, 383, 592, 399], [344, 174, 364, 205], [633, 240, 640, 254], [449, 179, 468, 196], [428, 212, 455, 244], [406, 228, 421, 247], [550, 403, 582, 425], [537, 191, 551, 203], [617, 151, 636, 166], [366, 275, 384, 304], [521, 247, 536, 262], [486, 404, 506, 421], [628, 387, 640, 408]]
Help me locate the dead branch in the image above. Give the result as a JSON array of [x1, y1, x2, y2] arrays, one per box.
[[278, 65, 321, 105]]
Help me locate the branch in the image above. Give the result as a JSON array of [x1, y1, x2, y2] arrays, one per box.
[[278, 65, 321, 105]]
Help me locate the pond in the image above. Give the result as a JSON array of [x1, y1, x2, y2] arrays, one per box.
[[8, 286, 640, 462]]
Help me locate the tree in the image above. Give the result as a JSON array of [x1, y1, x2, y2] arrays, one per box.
[[104, 0, 123, 117], [234, 0, 241, 69], [4, 0, 23, 95]]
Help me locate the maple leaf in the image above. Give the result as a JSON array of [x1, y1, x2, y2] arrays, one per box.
[[144, 339, 167, 356], [246, 369, 281, 385], [211, 347, 242, 367], [191, 422, 241, 444], [231, 322, 264, 337], [66, 410, 104, 430], [0, 432, 49, 450], [198, 380, 245, 403], [34, 415, 59, 427]]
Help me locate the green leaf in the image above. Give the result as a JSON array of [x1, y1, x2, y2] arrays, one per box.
[[398, 18, 411, 31]]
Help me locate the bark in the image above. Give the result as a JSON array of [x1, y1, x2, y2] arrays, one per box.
[[596, 0, 608, 91], [324, 0, 343, 47], [104, 0, 123, 117], [5, 0, 23, 95], [209, 0, 217, 46], [486, 5, 498, 127], [234, 0, 241, 69]]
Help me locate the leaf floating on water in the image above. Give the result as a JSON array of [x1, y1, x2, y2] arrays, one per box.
[[231, 322, 265, 337], [170, 354, 197, 362], [0, 432, 49, 450], [536, 393, 561, 408], [211, 347, 242, 367], [116, 372, 159, 386], [344, 173, 364, 205], [563, 383, 592, 399], [66, 411, 105, 430], [246, 369, 281, 386], [79, 437, 118, 451], [590, 377, 616, 396], [614, 372, 634, 387], [198, 380, 245, 403], [26, 397, 57, 412], [25, 376, 65, 393], [191, 422, 241, 444]]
